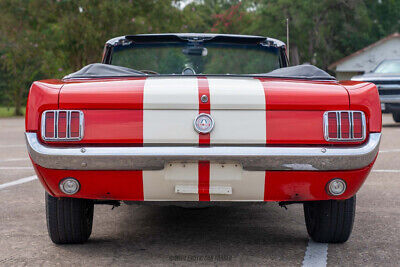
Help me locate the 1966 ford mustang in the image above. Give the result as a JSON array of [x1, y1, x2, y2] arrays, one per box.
[[25, 33, 381, 244]]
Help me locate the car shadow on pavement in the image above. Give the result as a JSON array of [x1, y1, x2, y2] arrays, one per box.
[[53, 205, 308, 263]]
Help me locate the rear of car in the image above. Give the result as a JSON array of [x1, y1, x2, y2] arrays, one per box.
[[25, 34, 381, 244]]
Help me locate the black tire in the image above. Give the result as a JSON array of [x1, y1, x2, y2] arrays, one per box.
[[45, 193, 94, 244], [393, 112, 400, 123], [303, 196, 356, 243]]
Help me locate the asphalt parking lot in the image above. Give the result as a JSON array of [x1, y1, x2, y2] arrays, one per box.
[[0, 115, 399, 266]]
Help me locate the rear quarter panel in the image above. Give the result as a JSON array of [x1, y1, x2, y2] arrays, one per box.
[[25, 80, 63, 132], [340, 81, 382, 133]]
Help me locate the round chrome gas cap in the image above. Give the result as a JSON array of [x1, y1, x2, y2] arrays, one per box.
[[194, 113, 214, 134]]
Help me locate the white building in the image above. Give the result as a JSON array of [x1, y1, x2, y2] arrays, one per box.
[[328, 33, 400, 80]]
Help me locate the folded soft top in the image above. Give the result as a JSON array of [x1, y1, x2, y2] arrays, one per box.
[[63, 63, 336, 80], [263, 65, 335, 80], [63, 63, 144, 79]]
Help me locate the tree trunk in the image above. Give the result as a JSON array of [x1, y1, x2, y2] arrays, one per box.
[[290, 44, 300, 66], [14, 87, 23, 116]]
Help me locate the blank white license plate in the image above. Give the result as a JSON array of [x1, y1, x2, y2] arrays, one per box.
[[175, 185, 232, 195]]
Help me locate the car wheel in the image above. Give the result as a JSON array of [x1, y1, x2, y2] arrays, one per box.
[[393, 112, 400, 123], [45, 193, 94, 244], [303, 196, 356, 243]]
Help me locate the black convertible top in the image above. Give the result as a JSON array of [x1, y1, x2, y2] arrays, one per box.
[[63, 63, 335, 81], [264, 65, 335, 80], [63, 64, 144, 79]]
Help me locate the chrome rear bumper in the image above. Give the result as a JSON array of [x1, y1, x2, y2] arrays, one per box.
[[26, 132, 381, 171]]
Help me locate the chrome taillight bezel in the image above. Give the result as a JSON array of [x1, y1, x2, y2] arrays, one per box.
[[41, 110, 84, 141], [323, 111, 366, 142]]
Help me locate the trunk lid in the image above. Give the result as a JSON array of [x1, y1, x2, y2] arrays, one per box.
[[58, 76, 349, 145]]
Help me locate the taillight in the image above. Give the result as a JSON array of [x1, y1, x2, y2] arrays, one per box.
[[323, 111, 366, 141], [41, 110, 84, 141]]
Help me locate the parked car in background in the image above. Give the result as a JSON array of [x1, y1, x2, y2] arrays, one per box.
[[25, 33, 382, 245], [352, 59, 400, 122]]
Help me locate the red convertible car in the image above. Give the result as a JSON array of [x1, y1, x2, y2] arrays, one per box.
[[25, 34, 381, 244]]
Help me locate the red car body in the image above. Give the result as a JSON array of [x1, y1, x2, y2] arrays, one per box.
[[26, 77, 381, 202]]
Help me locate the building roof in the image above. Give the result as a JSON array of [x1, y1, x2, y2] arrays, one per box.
[[328, 32, 400, 70]]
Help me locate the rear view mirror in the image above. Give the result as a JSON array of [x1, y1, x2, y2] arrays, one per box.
[[182, 47, 208, 56]]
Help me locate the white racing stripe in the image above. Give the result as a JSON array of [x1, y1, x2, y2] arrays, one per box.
[[208, 77, 266, 200], [143, 77, 198, 144], [302, 240, 328, 267], [0, 175, 37, 190], [142, 77, 199, 200]]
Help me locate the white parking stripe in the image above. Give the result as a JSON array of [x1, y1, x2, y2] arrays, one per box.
[[0, 167, 33, 170], [0, 157, 29, 162], [379, 149, 400, 153], [0, 175, 37, 190], [302, 240, 328, 267], [0, 145, 25, 148], [372, 169, 400, 173]]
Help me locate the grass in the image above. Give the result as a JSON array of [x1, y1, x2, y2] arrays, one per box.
[[0, 106, 25, 117]]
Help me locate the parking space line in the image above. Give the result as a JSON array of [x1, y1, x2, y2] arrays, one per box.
[[380, 149, 400, 153], [372, 169, 400, 173], [302, 240, 328, 267], [0, 157, 29, 162], [0, 167, 33, 170], [0, 145, 25, 148], [0, 175, 37, 190]]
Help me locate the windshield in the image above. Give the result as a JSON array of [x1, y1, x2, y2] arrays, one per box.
[[111, 42, 281, 75], [374, 60, 400, 74]]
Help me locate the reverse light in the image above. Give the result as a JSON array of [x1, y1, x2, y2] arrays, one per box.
[[323, 111, 366, 141], [42, 110, 84, 141], [59, 178, 80, 195], [326, 178, 346, 196]]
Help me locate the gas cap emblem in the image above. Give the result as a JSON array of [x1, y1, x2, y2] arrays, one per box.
[[194, 113, 214, 134]]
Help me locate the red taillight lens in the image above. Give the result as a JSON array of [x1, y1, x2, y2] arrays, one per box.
[[340, 112, 350, 139], [327, 112, 338, 139], [44, 112, 55, 138], [70, 111, 81, 138], [57, 111, 67, 138], [42, 110, 84, 141], [353, 112, 363, 139], [324, 111, 365, 141]]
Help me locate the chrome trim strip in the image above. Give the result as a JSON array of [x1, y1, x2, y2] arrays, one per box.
[[26, 132, 381, 171], [337, 111, 341, 139], [349, 112, 353, 139]]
